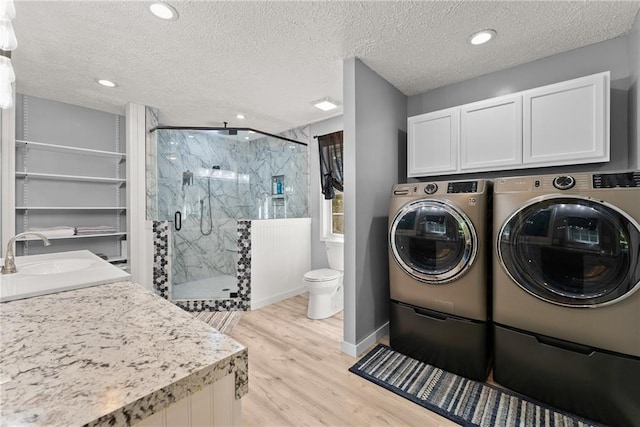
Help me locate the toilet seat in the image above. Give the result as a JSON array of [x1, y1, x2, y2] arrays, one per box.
[[304, 268, 340, 282]]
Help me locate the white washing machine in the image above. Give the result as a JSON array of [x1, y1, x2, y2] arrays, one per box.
[[493, 171, 640, 426], [388, 179, 491, 381]]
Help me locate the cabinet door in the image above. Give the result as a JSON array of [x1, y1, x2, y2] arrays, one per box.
[[407, 108, 458, 177], [460, 94, 522, 172], [522, 71, 609, 167]]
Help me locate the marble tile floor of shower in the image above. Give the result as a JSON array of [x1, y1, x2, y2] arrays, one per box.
[[172, 275, 238, 300]]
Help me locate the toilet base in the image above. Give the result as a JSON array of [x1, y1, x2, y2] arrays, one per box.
[[307, 285, 343, 319]]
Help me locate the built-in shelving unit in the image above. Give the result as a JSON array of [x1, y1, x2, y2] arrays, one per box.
[[12, 94, 128, 265], [15, 232, 127, 241], [16, 207, 127, 210], [15, 172, 126, 184], [16, 140, 126, 160]]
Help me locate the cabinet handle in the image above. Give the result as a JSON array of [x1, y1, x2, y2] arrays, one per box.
[[174, 211, 182, 231], [536, 335, 594, 355], [413, 307, 447, 321]]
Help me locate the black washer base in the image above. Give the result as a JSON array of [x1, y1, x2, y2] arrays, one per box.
[[389, 300, 490, 381], [493, 324, 640, 427]]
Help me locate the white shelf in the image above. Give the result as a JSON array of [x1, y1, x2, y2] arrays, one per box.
[[16, 140, 126, 159], [15, 172, 126, 184], [16, 232, 127, 242], [16, 206, 126, 210]]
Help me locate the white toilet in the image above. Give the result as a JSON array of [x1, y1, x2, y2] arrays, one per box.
[[303, 240, 344, 319]]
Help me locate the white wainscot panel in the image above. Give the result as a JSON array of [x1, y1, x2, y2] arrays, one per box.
[[251, 218, 311, 310]]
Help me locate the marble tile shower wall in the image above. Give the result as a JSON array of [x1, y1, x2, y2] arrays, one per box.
[[156, 130, 251, 221], [172, 218, 238, 286], [145, 107, 159, 220], [154, 127, 309, 285], [155, 128, 310, 220], [249, 126, 311, 219]]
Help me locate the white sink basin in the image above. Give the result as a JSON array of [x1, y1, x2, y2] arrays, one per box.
[[19, 258, 96, 275], [0, 250, 130, 302]]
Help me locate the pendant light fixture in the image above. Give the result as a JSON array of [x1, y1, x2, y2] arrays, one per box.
[[0, 0, 16, 109]]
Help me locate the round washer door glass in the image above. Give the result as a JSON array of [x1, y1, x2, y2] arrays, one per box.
[[390, 199, 477, 284], [498, 196, 640, 307]]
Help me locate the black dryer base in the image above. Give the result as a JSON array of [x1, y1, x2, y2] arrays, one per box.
[[493, 324, 640, 427], [389, 300, 490, 381]]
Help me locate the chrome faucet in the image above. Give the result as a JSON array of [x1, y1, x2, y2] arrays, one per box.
[[1, 232, 51, 274]]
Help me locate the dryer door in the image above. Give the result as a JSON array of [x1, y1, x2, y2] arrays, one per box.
[[390, 199, 477, 284], [498, 196, 640, 307]]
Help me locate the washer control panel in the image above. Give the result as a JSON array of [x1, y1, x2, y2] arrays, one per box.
[[447, 181, 478, 194], [553, 175, 576, 190], [593, 172, 640, 188]]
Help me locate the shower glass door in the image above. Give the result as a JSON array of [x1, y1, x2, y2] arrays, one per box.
[[153, 127, 308, 301]]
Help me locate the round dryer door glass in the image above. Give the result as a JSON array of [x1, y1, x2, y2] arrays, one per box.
[[498, 196, 640, 307], [389, 199, 477, 284]]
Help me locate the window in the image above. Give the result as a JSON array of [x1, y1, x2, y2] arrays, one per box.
[[331, 191, 344, 234], [318, 130, 344, 239], [322, 190, 344, 239]]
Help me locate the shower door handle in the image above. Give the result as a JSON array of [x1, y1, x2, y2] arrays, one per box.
[[174, 211, 182, 231]]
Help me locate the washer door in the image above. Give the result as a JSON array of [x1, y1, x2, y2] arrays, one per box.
[[390, 199, 477, 284], [498, 196, 640, 307]]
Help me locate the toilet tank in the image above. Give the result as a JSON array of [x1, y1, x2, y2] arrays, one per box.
[[325, 240, 344, 271]]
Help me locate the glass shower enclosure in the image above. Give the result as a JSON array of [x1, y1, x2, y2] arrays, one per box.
[[149, 127, 308, 301]]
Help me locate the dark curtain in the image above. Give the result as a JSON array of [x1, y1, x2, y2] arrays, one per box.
[[318, 131, 344, 200]]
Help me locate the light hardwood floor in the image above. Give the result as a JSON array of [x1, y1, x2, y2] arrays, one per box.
[[229, 294, 458, 426]]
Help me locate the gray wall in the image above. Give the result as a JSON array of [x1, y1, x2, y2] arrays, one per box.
[[343, 58, 407, 351], [408, 35, 635, 180], [309, 115, 344, 269], [630, 12, 640, 170]]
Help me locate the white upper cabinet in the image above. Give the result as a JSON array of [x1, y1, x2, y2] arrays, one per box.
[[407, 71, 610, 178], [407, 107, 458, 177], [523, 72, 609, 167], [460, 94, 523, 172]]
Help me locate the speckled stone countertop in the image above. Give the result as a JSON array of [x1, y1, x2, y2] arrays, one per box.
[[0, 281, 248, 426]]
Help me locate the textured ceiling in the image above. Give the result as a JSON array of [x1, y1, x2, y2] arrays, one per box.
[[12, 1, 640, 134]]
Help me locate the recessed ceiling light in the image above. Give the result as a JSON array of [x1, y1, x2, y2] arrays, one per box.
[[313, 97, 339, 111], [150, 2, 178, 21], [236, 114, 245, 119], [96, 79, 117, 88], [469, 29, 497, 46]]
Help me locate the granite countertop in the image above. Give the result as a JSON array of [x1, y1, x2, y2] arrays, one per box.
[[0, 281, 248, 426]]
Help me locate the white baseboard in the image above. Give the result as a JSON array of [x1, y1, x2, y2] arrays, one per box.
[[341, 321, 389, 357], [251, 287, 306, 310]]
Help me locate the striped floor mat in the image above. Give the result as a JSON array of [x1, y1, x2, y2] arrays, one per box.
[[349, 344, 602, 427], [192, 311, 242, 334]]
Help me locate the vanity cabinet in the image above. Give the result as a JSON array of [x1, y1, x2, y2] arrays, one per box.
[[407, 71, 610, 177]]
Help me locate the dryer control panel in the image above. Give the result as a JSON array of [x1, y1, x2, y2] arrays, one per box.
[[593, 172, 640, 188], [447, 181, 478, 194], [392, 180, 485, 196]]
